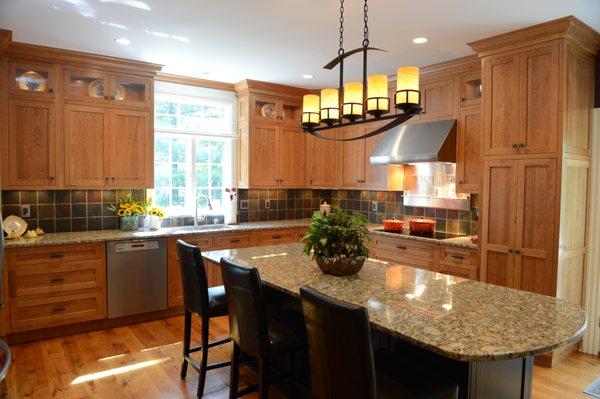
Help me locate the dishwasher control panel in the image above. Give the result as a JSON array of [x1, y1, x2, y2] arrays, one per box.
[[114, 240, 160, 252]]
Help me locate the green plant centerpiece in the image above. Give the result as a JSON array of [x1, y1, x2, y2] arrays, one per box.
[[302, 206, 370, 276]]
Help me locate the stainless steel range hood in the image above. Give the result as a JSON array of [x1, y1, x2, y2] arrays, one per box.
[[370, 119, 457, 165]]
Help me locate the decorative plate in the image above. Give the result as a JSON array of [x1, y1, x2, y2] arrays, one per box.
[[2, 215, 28, 237], [88, 79, 106, 98], [260, 103, 277, 119], [17, 71, 46, 92], [114, 83, 126, 100]]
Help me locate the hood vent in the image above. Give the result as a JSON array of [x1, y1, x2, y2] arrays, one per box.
[[370, 119, 457, 165]]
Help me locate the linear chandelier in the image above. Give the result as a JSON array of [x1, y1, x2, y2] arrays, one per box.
[[301, 0, 422, 141]]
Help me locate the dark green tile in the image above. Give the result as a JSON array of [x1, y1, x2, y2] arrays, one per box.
[[1, 191, 19, 205]]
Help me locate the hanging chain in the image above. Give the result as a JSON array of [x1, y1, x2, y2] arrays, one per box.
[[363, 0, 369, 47], [338, 0, 345, 56]]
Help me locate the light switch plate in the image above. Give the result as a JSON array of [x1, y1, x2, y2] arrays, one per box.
[[371, 201, 377, 212], [240, 200, 249, 210], [21, 204, 31, 218]]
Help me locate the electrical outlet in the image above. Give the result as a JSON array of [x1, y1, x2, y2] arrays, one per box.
[[21, 204, 31, 218], [371, 201, 377, 212], [240, 200, 249, 210], [265, 199, 271, 209]]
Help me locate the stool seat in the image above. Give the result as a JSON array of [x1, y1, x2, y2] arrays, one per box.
[[206, 285, 228, 317]]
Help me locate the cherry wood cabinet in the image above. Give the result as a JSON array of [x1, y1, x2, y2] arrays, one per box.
[[456, 107, 482, 193], [8, 60, 56, 99], [307, 131, 339, 188], [7, 99, 57, 188], [339, 126, 365, 189], [64, 105, 109, 187], [249, 124, 278, 187], [419, 77, 455, 121], [276, 125, 307, 187], [64, 68, 111, 104]]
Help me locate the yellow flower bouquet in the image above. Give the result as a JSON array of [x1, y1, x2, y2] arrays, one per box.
[[147, 207, 166, 230], [108, 193, 146, 231]]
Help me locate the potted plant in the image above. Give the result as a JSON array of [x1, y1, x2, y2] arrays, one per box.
[[302, 206, 370, 276], [108, 193, 145, 231]]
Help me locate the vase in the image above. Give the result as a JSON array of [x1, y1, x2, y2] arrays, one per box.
[[120, 215, 139, 231], [149, 215, 163, 230], [315, 255, 366, 277]]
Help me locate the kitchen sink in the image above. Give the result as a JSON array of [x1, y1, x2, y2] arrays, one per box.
[[168, 225, 230, 234]]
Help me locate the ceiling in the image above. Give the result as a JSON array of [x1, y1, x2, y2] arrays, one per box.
[[1, 0, 599, 88]]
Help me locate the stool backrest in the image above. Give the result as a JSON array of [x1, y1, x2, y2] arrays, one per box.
[[176, 240, 210, 315], [300, 285, 377, 399], [220, 257, 270, 357]]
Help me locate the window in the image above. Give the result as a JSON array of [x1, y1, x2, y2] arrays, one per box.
[[149, 81, 236, 216]]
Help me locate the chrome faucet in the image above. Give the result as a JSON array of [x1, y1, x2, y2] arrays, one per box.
[[194, 194, 213, 226]]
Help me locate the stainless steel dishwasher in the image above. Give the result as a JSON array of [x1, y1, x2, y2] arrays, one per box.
[[106, 238, 168, 318]]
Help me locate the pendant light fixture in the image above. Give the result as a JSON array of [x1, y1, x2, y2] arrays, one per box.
[[301, 0, 422, 141]]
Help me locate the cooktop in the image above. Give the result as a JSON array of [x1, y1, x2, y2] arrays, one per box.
[[373, 229, 466, 240]]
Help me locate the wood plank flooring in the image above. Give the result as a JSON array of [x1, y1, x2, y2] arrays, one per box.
[[4, 315, 600, 398]]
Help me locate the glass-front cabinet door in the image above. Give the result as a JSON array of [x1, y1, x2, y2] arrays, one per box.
[[9, 61, 55, 98], [64, 69, 111, 103], [110, 74, 152, 109], [250, 95, 280, 124]]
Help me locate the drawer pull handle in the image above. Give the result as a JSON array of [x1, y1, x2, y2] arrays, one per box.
[[50, 277, 65, 283], [451, 255, 464, 260], [230, 239, 241, 243], [52, 305, 66, 313], [396, 245, 407, 250], [439, 269, 448, 274], [272, 235, 282, 239], [50, 253, 64, 259]]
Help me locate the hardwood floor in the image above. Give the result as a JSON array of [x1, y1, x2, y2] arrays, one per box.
[[5, 315, 600, 398]]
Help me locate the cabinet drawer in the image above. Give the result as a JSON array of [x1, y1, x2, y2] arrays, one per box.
[[212, 233, 253, 249], [371, 236, 435, 259], [9, 260, 104, 297], [10, 289, 105, 332], [169, 236, 213, 261], [371, 249, 436, 271], [7, 243, 105, 266], [255, 229, 296, 246], [437, 245, 477, 266], [437, 261, 478, 280]]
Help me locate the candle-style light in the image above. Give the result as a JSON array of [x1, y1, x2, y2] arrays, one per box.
[[366, 74, 389, 117], [320, 88, 340, 125], [395, 66, 420, 111], [342, 82, 363, 121], [301, 94, 320, 128]]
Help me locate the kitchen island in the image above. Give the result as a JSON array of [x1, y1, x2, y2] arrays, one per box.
[[203, 243, 587, 399]]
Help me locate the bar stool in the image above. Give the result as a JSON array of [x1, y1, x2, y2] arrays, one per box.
[[299, 285, 459, 399], [220, 257, 307, 399], [176, 240, 231, 398]]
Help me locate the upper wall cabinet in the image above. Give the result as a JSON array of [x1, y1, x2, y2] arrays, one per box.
[[0, 34, 161, 189], [8, 61, 56, 98], [249, 94, 302, 126], [419, 77, 455, 121]]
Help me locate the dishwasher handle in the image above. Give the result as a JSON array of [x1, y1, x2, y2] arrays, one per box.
[[112, 240, 161, 253]]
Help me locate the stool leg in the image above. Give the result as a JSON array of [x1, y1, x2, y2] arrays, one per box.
[[259, 358, 269, 399], [197, 315, 209, 398], [229, 343, 240, 399], [181, 309, 191, 380]]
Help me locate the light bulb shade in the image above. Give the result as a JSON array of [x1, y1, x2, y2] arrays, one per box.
[[343, 81, 363, 120], [367, 74, 389, 116], [302, 94, 320, 128], [395, 66, 420, 111], [320, 88, 340, 124]]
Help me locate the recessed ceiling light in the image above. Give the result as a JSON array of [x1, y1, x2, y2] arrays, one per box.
[[412, 37, 428, 44], [114, 37, 131, 45], [302, 74, 314, 79]]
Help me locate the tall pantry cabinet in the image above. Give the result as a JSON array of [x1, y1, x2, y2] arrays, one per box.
[[470, 17, 599, 366]]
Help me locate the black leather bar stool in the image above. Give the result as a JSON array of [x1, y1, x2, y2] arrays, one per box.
[[176, 240, 231, 398], [299, 285, 460, 399], [220, 257, 307, 399]]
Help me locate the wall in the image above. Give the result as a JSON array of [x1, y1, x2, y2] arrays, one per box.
[[237, 189, 478, 236]]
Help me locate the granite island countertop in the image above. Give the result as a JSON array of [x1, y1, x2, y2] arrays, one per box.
[[202, 243, 586, 362], [3, 220, 477, 249]]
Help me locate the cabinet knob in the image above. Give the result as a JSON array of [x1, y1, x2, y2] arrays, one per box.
[[112, 177, 115, 181], [49, 176, 54, 181], [104, 95, 109, 100], [458, 180, 464, 184], [110, 95, 115, 100], [48, 88, 54, 94], [518, 143, 525, 148], [512, 143, 518, 149], [507, 247, 513, 253]]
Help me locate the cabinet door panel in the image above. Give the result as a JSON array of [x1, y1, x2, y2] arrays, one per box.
[[64, 105, 109, 187], [519, 44, 559, 154], [480, 160, 517, 286], [249, 124, 278, 187], [364, 129, 387, 190], [515, 159, 556, 295], [110, 74, 152, 109], [64, 69, 110, 104], [483, 53, 520, 155], [456, 108, 482, 193], [420, 77, 455, 120], [339, 126, 365, 188], [276, 126, 307, 187], [108, 109, 152, 187], [9, 61, 55, 98], [307, 133, 339, 188], [8, 99, 56, 187]]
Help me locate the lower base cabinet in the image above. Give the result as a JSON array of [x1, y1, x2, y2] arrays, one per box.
[[369, 234, 478, 280]]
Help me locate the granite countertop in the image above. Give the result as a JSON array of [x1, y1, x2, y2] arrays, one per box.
[[3, 219, 477, 249], [203, 243, 586, 362], [3, 219, 313, 248]]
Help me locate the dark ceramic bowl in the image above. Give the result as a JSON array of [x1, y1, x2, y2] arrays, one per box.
[[315, 255, 366, 277]]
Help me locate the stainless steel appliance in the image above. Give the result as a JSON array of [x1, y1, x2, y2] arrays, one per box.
[[402, 163, 470, 211], [106, 238, 168, 318]]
